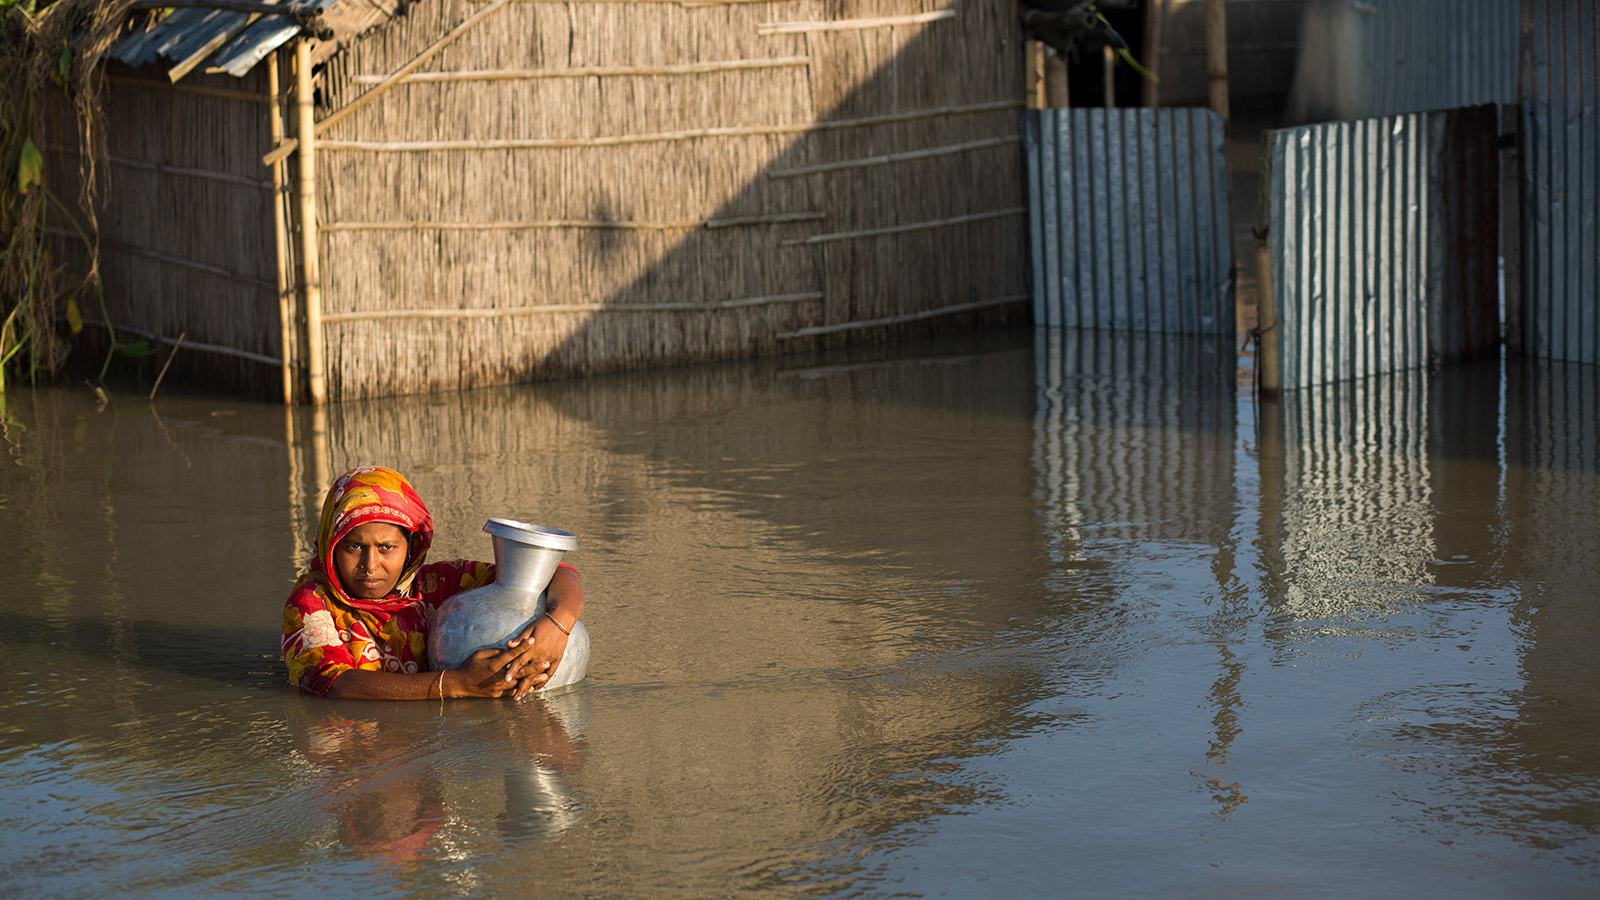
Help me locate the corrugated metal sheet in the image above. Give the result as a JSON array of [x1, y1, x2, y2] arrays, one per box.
[[1266, 105, 1501, 390], [1289, 0, 1519, 121], [1521, 0, 1600, 365], [1023, 108, 1233, 335], [108, 0, 340, 79]]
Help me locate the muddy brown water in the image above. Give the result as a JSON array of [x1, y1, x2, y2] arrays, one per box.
[[1, 330, 1596, 898]]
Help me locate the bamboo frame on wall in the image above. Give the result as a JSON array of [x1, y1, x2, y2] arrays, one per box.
[[756, 10, 956, 33], [323, 292, 825, 322], [775, 295, 1028, 340], [314, 101, 1022, 152], [351, 57, 811, 83], [320, 212, 824, 231]]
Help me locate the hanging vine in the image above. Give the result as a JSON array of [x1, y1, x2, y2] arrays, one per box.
[[0, 0, 144, 392]]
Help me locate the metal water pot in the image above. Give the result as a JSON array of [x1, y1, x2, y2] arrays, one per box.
[[427, 518, 589, 690]]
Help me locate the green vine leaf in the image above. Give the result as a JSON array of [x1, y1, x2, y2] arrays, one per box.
[[64, 298, 82, 335], [17, 136, 42, 195], [49, 42, 71, 91]]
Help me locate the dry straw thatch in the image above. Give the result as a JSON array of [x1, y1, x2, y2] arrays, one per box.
[[41, 0, 1030, 401]]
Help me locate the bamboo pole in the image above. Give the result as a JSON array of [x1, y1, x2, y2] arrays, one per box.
[[768, 135, 1019, 179], [42, 144, 273, 187], [296, 38, 326, 406], [1254, 230, 1278, 394], [1044, 49, 1069, 108], [321, 293, 825, 322], [46, 228, 277, 286], [780, 207, 1026, 246], [1103, 46, 1115, 109], [1205, 0, 1229, 120], [110, 75, 271, 104], [311, 100, 1023, 154], [1026, 39, 1045, 109], [1143, 0, 1164, 108], [269, 49, 294, 405], [775, 294, 1027, 340], [79, 318, 282, 366], [320, 212, 824, 231], [756, 10, 955, 34], [168, 14, 255, 82], [350, 57, 811, 84], [314, 0, 512, 139]]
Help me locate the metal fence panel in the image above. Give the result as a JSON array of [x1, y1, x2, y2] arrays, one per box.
[[1522, 0, 1600, 364], [1267, 106, 1501, 390], [1290, 0, 1519, 121], [1023, 108, 1233, 335]]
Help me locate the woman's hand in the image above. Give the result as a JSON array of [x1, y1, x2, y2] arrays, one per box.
[[445, 646, 532, 699], [502, 566, 585, 696]]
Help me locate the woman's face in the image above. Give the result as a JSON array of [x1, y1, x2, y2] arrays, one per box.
[[334, 522, 410, 599]]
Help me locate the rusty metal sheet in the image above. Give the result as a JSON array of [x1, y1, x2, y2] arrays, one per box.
[[1023, 108, 1233, 335]]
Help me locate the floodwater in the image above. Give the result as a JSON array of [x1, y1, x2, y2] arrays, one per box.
[[1, 329, 1597, 898]]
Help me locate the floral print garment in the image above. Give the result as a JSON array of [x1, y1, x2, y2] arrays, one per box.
[[283, 558, 494, 695]]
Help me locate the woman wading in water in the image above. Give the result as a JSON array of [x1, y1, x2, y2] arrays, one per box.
[[282, 466, 584, 700]]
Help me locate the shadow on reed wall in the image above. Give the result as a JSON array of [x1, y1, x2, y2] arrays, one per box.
[[307, 0, 1031, 400]]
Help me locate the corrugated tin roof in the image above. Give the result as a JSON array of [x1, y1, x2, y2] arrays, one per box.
[[108, 0, 399, 80]]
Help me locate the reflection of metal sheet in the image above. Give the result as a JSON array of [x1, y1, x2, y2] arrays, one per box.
[[1522, 0, 1600, 365], [1023, 109, 1233, 335], [1274, 370, 1436, 621], [1267, 106, 1501, 390], [1032, 329, 1235, 562]]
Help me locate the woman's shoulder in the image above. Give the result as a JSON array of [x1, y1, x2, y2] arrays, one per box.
[[285, 576, 329, 613]]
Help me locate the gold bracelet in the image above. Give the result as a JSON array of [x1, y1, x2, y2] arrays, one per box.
[[432, 670, 446, 700], [544, 611, 572, 635]]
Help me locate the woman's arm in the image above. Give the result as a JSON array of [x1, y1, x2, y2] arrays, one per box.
[[325, 645, 541, 700], [500, 565, 585, 692]]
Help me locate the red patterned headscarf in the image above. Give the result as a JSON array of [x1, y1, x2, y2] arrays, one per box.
[[301, 466, 435, 612]]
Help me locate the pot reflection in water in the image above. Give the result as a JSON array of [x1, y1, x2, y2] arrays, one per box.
[[428, 518, 590, 689]]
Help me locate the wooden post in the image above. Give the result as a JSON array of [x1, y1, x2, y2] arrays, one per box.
[[1044, 48, 1069, 108], [296, 38, 327, 406], [1499, 102, 1522, 355], [1026, 39, 1046, 109], [1256, 129, 1278, 394], [1103, 46, 1116, 108], [268, 50, 294, 405], [1143, 0, 1164, 108], [1255, 229, 1279, 394], [1205, 0, 1230, 120]]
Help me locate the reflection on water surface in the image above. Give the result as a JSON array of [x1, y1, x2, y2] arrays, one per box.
[[0, 331, 1597, 897]]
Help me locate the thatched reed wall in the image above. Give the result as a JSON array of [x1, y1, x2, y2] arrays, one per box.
[[47, 67, 287, 398], [309, 0, 1029, 400], [50, 0, 1027, 401]]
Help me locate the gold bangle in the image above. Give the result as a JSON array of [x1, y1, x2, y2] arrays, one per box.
[[544, 611, 572, 635], [432, 670, 446, 700]]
